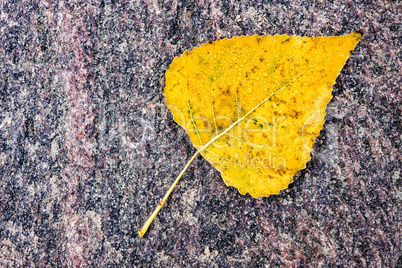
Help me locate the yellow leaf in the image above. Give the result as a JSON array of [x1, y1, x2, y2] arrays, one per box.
[[164, 32, 361, 197], [138, 31, 362, 236]]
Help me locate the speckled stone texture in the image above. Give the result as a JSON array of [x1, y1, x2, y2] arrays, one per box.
[[0, 0, 400, 267]]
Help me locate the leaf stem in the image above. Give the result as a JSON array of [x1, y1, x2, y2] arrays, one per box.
[[138, 150, 200, 237]]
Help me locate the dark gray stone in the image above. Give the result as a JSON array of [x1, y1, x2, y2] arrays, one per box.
[[0, 0, 400, 266]]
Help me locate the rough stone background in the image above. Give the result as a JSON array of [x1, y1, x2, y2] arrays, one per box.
[[0, 0, 400, 267]]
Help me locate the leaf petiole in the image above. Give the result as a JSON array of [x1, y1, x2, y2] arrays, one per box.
[[138, 150, 200, 237]]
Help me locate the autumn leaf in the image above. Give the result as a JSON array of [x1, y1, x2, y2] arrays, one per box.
[[138, 31, 362, 237]]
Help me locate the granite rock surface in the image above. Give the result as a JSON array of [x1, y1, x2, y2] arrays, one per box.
[[0, 0, 401, 267]]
